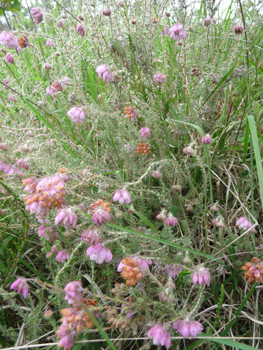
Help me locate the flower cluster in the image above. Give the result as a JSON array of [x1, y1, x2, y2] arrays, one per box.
[[67, 107, 85, 124], [0, 31, 18, 49], [153, 73, 167, 84], [112, 188, 131, 205], [5, 53, 14, 64], [241, 257, 263, 283], [148, 324, 171, 349], [192, 267, 211, 287], [118, 257, 151, 286], [139, 127, 151, 139], [236, 217, 256, 232], [55, 250, 70, 263], [168, 24, 185, 41], [152, 170, 162, 179], [86, 243, 113, 264], [165, 213, 178, 227], [202, 134, 212, 145], [64, 281, 84, 305], [136, 142, 151, 156], [55, 208, 78, 229], [17, 158, 29, 170], [173, 317, 203, 337], [0, 162, 23, 176], [38, 224, 58, 241], [46, 77, 70, 96], [10, 278, 29, 299], [23, 175, 66, 216], [233, 24, 244, 35], [76, 24, 85, 37], [81, 227, 101, 245], [30, 7, 43, 24], [89, 199, 111, 227], [124, 107, 136, 120], [165, 264, 182, 279], [96, 64, 112, 82]]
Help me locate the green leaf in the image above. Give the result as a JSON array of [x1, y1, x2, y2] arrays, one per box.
[[20, 259, 50, 282], [106, 120, 123, 170], [247, 115, 263, 211], [210, 338, 258, 350], [24, 100, 55, 132], [167, 117, 205, 137], [133, 209, 158, 233]]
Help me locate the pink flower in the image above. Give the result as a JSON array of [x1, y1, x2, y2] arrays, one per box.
[[102, 8, 111, 16], [236, 216, 253, 231], [67, 107, 85, 124], [212, 217, 224, 228], [57, 20, 64, 28], [148, 324, 171, 349], [156, 210, 166, 221], [4, 78, 9, 90], [46, 39, 55, 48], [165, 214, 178, 227], [96, 64, 112, 82], [202, 134, 212, 145], [38, 225, 58, 241], [0, 162, 23, 176], [30, 7, 43, 24], [81, 227, 101, 245], [153, 73, 167, 84], [209, 203, 218, 212], [117, 256, 151, 274], [168, 24, 185, 41], [233, 24, 244, 35], [5, 53, 14, 64], [152, 170, 162, 179], [112, 188, 131, 205], [89, 200, 111, 227], [55, 250, 70, 263], [55, 208, 78, 229], [76, 24, 85, 37], [17, 158, 29, 170], [119, 1, 124, 7], [0, 31, 18, 49], [10, 278, 29, 298], [192, 267, 211, 287], [86, 243, 113, 264], [0, 143, 9, 152], [173, 317, 203, 337], [64, 281, 84, 304], [57, 326, 77, 350], [8, 94, 17, 102], [183, 146, 195, 156], [139, 127, 151, 139], [165, 264, 182, 279], [46, 86, 57, 96], [203, 18, 212, 26]]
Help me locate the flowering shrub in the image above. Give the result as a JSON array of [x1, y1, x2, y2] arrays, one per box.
[[0, 0, 262, 349]]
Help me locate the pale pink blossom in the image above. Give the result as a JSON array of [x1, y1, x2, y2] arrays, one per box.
[[173, 317, 203, 337], [168, 24, 185, 41], [57, 326, 77, 350], [55, 208, 77, 229], [0, 31, 18, 49], [5, 53, 14, 64], [81, 227, 101, 245], [8, 94, 17, 102], [139, 127, 151, 139], [31, 7, 43, 24], [153, 73, 166, 84], [183, 146, 195, 156], [16, 158, 29, 170], [89, 200, 111, 227], [212, 217, 224, 228], [0, 143, 9, 152], [76, 24, 85, 37], [202, 134, 212, 144], [86, 243, 113, 264], [38, 225, 58, 241], [10, 278, 29, 298], [152, 170, 162, 179], [102, 8, 111, 16], [55, 250, 70, 263], [148, 324, 171, 349], [165, 214, 178, 227], [192, 267, 211, 287], [112, 188, 131, 205], [0, 162, 23, 176], [57, 20, 64, 28], [165, 264, 182, 279], [64, 281, 84, 304], [96, 64, 112, 82], [46, 39, 55, 48], [67, 107, 85, 124], [4, 78, 9, 90], [236, 217, 253, 231]]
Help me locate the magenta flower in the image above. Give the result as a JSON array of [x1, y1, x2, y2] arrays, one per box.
[[236, 217, 251, 230], [38, 225, 58, 241], [0, 162, 23, 176], [55, 250, 70, 263], [0, 143, 9, 152], [102, 8, 111, 16], [55, 208, 78, 229], [89, 200, 111, 227], [46, 39, 55, 48], [17, 158, 29, 170], [165, 214, 178, 227], [64, 281, 84, 304], [152, 170, 162, 179], [86, 243, 113, 264], [192, 267, 211, 287], [10, 278, 29, 298], [148, 324, 171, 349], [139, 127, 151, 139], [46, 86, 57, 96], [183, 146, 195, 156], [57, 326, 77, 350], [168, 24, 185, 41], [67, 107, 85, 124], [233, 24, 244, 35], [173, 317, 203, 337], [81, 227, 101, 245], [0, 31, 18, 49], [76, 24, 85, 37], [165, 264, 182, 279], [202, 134, 212, 145], [5, 53, 14, 64], [8, 94, 17, 102], [112, 188, 131, 205], [153, 73, 167, 84], [30, 7, 43, 24], [96, 64, 112, 82]]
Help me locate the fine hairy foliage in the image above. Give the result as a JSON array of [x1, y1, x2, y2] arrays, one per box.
[[0, 0, 263, 349]]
